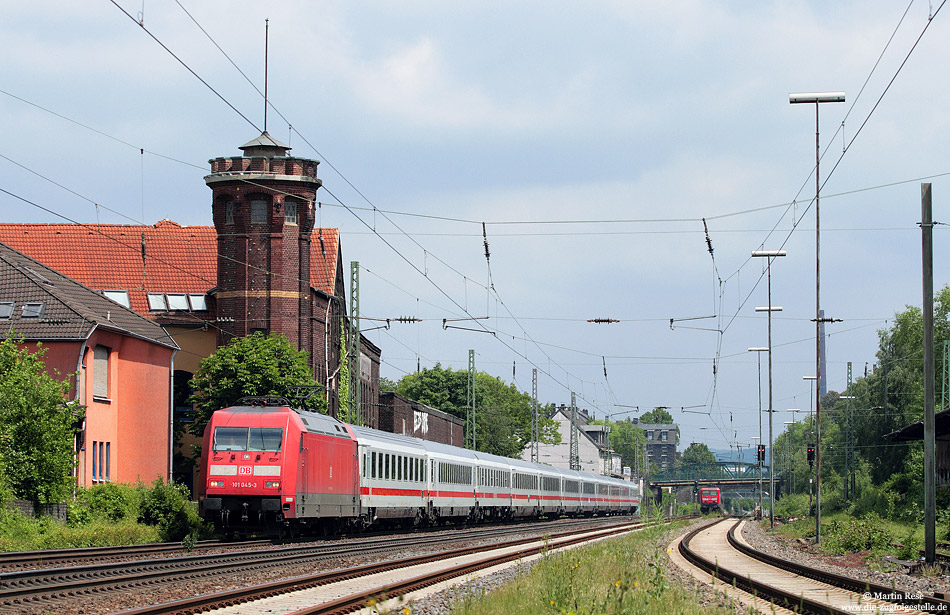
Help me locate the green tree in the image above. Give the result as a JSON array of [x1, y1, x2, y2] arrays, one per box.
[[188, 332, 325, 436], [639, 407, 674, 424], [0, 338, 79, 505], [680, 442, 717, 466], [605, 418, 646, 475], [395, 364, 559, 457]]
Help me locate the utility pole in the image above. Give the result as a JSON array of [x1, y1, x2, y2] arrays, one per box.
[[922, 182, 936, 563], [349, 262, 361, 425], [569, 392, 580, 471], [531, 369, 539, 463], [466, 349, 476, 449]]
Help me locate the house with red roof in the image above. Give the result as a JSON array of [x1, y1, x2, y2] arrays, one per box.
[[0, 242, 179, 487], [0, 132, 382, 489]]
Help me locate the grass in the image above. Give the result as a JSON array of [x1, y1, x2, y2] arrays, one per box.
[[438, 521, 740, 615], [0, 512, 160, 551], [768, 510, 930, 562]]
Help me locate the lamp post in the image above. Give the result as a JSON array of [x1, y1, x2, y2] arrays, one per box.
[[790, 90, 845, 544], [749, 346, 769, 517], [752, 249, 786, 527]]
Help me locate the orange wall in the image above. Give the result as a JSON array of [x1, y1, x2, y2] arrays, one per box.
[[78, 329, 174, 487]]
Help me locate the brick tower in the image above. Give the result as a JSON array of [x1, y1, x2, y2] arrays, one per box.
[[205, 131, 321, 353]]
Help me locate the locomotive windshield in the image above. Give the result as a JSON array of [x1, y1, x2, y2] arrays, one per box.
[[213, 427, 283, 452]]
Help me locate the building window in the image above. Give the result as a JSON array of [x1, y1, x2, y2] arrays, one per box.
[[93, 345, 109, 399], [165, 294, 189, 311], [106, 442, 110, 481], [188, 294, 208, 311], [0, 302, 12, 319], [92, 441, 97, 480], [147, 293, 167, 311], [102, 290, 130, 308], [660, 431, 668, 442], [250, 199, 267, 223], [21, 302, 45, 318], [225, 200, 236, 224], [284, 200, 297, 224]]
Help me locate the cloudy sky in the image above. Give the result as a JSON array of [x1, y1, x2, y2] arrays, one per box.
[[2, 1, 949, 457]]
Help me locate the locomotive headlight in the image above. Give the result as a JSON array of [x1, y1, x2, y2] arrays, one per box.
[[209, 480, 224, 488], [264, 481, 280, 489]]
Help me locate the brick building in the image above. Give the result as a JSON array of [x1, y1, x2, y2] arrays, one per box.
[[378, 392, 464, 447], [0, 242, 178, 486]]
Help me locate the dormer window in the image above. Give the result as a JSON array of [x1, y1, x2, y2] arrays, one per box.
[[0, 302, 13, 319]]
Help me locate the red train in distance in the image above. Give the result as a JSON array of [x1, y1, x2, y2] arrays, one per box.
[[699, 487, 721, 514], [198, 398, 641, 535]]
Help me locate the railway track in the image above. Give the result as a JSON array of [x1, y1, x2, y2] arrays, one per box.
[[1, 516, 640, 614], [116, 519, 658, 615], [0, 539, 274, 570], [676, 517, 950, 615]]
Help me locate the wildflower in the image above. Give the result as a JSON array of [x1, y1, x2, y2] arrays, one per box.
[[403, 608, 412, 615], [615, 580, 622, 588], [550, 600, 556, 606]]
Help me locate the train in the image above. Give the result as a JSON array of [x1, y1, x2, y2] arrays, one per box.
[[198, 399, 640, 535], [698, 487, 721, 514]]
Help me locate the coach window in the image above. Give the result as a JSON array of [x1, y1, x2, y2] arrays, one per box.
[[403, 457, 408, 481], [398, 456, 403, 481], [384, 454, 390, 480], [371, 452, 377, 479]]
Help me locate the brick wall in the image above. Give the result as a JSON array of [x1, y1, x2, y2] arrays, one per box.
[[379, 392, 464, 447]]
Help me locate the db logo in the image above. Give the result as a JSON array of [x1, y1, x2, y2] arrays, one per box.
[[238, 466, 252, 475]]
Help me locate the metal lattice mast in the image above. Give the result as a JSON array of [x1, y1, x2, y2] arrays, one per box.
[[531, 368, 539, 463], [466, 349, 476, 449], [570, 392, 580, 471], [349, 261, 361, 425]]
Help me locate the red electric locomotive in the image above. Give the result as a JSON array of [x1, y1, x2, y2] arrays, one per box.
[[699, 487, 721, 514], [198, 399, 359, 535]]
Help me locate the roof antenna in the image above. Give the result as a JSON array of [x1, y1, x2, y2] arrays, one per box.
[[263, 18, 269, 133]]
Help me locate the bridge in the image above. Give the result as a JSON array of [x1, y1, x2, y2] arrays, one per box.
[[646, 461, 783, 503]]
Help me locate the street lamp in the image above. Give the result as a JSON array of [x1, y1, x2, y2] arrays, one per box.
[[752, 248, 786, 527], [790, 90, 845, 544]]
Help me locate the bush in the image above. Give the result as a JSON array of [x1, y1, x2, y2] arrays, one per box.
[[774, 493, 809, 518], [71, 483, 142, 525], [139, 478, 207, 541], [823, 513, 893, 554]]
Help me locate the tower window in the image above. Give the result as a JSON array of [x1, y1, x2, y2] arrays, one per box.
[[284, 201, 297, 224], [250, 199, 267, 223], [225, 201, 236, 224]]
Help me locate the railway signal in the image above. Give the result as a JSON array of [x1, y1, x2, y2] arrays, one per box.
[[807, 444, 815, 467], [756, 444, 765, 463]]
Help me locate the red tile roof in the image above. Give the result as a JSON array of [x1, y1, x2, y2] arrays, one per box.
[[0, 221, 339, 318]]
